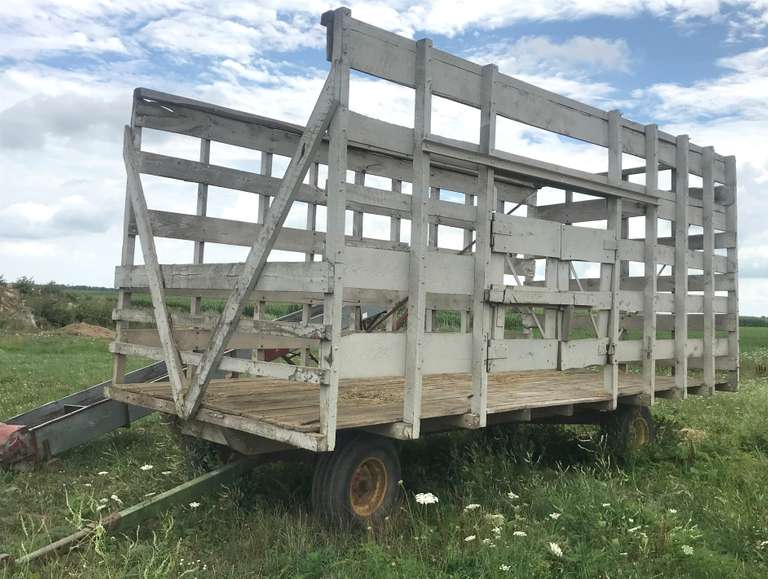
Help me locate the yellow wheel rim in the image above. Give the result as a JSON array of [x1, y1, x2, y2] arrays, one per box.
[[629, 415, 650, 450], [349, 457, 388, 518]]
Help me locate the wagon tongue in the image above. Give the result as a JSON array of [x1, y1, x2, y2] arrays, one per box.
[[0, 423, 32, 465]]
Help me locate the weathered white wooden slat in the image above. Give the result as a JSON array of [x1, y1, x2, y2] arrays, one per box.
[[109, 341, 327, 384], [116, 262, 331, 293], [114, 308, 328, 339]]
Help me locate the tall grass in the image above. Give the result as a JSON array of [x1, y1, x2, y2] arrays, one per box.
[[1, 329, 767, 577]]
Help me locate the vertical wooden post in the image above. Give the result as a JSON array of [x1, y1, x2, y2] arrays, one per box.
[[191, 138, 210, 316], [427, 187, 440, 332], [604, 197, 622, 408], [255, 151, 273, 362], [302, 162, 319, 365], [701, 146, 715, 395], [403, 38, 432, 438], [352, 170, 365, 331], [113, 127, 142, 386], [724, 155, 739, 390], [603, 110, 623, 408], [470, 63, 498, 428], [388, 178, 402, 332], [673, 134, 689, 398], [462, 192, 475, 333], [642, 124, 659, 404], [319, 7, 350, 450]]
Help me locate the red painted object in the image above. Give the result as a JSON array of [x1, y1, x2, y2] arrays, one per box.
[[0, 423, 32, 464], [262, 349, 291, 362]]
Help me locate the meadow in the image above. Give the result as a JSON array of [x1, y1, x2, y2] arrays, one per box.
[[0, 328, 767, 578]]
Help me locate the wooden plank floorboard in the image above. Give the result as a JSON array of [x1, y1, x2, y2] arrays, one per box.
[[113, 370, 676, 434]]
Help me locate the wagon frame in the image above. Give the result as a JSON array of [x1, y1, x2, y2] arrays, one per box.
[[106, 8, 739, 516]]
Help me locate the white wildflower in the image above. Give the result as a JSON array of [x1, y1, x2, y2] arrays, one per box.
[[161, 471, 172, 475], [548, 542, 563, 558], [681, 545, 694, 556], [507, 491, 519, 500], [110, 494, 123, 505], [481, 538, 492, 545], [548, 512, 561, 520], [464, 503, 481, 511], [513, 530, 527, 537], [83, 483, 92, 487], [492, 526, 503, 536], [464, 535, 476, 542], [486, 513, 505, 525], [668, 509, 678, 514], [189, 501, 201, 509], [414, 492, 439, 505], [97, 471, 108, 476], [759, 540, 768, 549], [628, 526, 641, 533], [499, 564, 511, 571], [140, 464, 153, 471], [602, 503, 611, 507]]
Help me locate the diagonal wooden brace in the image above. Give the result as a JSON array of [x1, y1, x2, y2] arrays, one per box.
[[123, 128, 188, 416], [181, 71, 340, 420]]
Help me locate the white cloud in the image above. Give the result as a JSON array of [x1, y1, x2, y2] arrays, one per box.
[[470, 35, 631, 74], [138, 10, 324, 61]]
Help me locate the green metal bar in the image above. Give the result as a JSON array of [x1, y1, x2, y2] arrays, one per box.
[[0, 458, 257, 568]]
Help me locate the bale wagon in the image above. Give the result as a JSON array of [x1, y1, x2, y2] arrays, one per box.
[[105, 8, 739, 526]]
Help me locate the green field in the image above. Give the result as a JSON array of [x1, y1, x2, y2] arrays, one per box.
[[1, 329, 768, 578]]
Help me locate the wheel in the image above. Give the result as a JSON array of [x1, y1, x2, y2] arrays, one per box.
[[602, 405, 656, 459], [311, 433, 401, 527]]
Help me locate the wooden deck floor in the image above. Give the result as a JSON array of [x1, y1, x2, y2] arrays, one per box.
[[109, 370, 675, 433]]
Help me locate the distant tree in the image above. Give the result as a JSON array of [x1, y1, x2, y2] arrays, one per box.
[[14, 276, 35, 295], [0, 274, 6, 286]]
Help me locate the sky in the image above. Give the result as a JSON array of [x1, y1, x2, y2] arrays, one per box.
[[1, 0, 767, 313]]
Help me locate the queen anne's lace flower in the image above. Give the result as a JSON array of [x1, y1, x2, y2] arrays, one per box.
[[548, 542, 563, 557], [414, 492, 439, 505]]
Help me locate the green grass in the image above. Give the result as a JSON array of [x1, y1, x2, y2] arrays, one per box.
[[1, 330, 768, 577]]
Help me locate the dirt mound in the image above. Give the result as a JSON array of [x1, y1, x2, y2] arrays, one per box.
[[0, 286, 37, 330], [59, 322, 115, 339]]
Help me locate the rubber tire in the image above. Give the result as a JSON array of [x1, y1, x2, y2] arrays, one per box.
[[311, 433, 401, 527], [602, 405, 656, 459]]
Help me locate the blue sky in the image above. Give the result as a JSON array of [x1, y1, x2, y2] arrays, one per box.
[[1, 1, 767, 313]]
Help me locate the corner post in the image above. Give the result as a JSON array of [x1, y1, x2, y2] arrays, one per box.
[[319, 7, 351, 450], [470, 63, 498, 427], [724, 155, 739, 390]]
